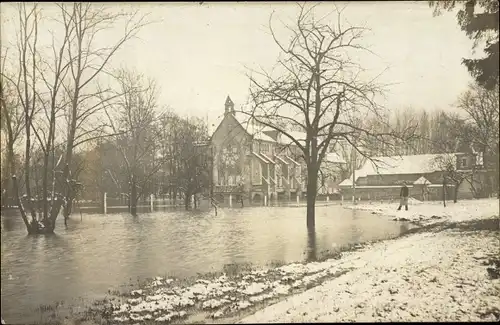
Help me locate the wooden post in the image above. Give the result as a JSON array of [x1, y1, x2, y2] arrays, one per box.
[[229, 194, 233, 207], [326, 195, 329, 204], [104, 192, 107, 214], [296, 194, 299, 206], [352, 144, 356, 205], [341, 195, 344, 205], [264, 195, 267, 206], [150, 193, 154, 212]]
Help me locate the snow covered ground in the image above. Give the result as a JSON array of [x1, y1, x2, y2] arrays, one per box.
[[347, 198, 499, 226], [240, 199, 500, 323], [240, 229, 500, 322]]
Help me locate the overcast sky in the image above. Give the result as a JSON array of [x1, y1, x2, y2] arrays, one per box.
[[1, 1, 477, 131]]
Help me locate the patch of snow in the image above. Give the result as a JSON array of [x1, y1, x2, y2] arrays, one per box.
[[130, 313, 152, 321], [130, 289, 143, 296], [113, 304, 130, 314], [242, 282, 268, 296], [249, 293, 274, 303], [212, 309, 226, 318], [273, 284, 291, 295], [202, 298, 230, 309], [236, 300, 253, 310], [113, 315, 129, 322], [127, 297, 142, 305], [350, 198, 498, 226]]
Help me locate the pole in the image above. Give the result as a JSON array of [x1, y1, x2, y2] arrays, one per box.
[[264, 195, 267, 206], [352, 145, 356, 205], [104, 192, 107, 214], [150, 193, 154, 212], [229, 194, 232, 207]]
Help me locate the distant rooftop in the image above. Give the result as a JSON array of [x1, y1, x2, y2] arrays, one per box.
[[339, 153, 458, 186]]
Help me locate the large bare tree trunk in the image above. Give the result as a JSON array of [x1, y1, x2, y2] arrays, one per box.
[[11, 176, 32, 233], [306, 165, 318, 230]]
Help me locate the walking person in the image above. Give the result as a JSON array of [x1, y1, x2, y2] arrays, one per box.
[[397, 181, 409, 211]]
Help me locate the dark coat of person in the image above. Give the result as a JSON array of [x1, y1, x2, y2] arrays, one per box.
[[400, 184, 409, 197]]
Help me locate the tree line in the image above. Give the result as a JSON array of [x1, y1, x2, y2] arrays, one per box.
[[0, 3, 211, 234]]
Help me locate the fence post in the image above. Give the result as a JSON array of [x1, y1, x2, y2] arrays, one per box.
[[264, 195, 267, 206], [229, 194, 233, 208], [104, 192, 107, 214], [150, 194, 154, 212]]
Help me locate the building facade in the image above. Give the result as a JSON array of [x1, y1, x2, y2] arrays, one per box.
[[339, 152, 491, 201], [210, 96, 346, 203]]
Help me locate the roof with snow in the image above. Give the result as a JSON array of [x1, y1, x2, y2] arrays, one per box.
[[339, 153, 458, 186], [413, 176, 432, 185], [277, 131, 307, 146], [324, 152, 346, 164]]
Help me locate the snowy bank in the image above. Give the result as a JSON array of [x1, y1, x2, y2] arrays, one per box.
[[240, 220, 500, 323], [101, 257, 361, 324], [346, 198, 499, 226]]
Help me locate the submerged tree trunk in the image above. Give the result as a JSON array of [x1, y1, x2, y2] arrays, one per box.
[[306, 227, 317, 262], [12, 176, 31, 232], [2, 144, 15, 207], [184, 191, 190, 210], [130, 177, 137, 216], [306, 165, 319, 230]]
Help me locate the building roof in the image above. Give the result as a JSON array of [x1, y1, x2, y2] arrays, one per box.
[[260, 153, 275, 163], [275, 155, 289, 165], [413, 176, 431, 185], [277, 131, 307, 146], [234, 114, 277, 143], [339, 153, 458, 186], [252, 152, 269, 164], [324, 152, 346, 164]]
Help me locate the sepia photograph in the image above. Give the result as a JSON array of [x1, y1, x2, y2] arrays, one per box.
[[0, 1, 499, 324]]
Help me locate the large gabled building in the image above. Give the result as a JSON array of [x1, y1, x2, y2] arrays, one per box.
[[209, 96, 346, 203]]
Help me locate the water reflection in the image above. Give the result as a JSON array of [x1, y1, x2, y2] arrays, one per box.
[[306, 228, 317, 262], [1, 214, 16, 232], [1, 205, 408, 323], [350, 208, 362, 243]]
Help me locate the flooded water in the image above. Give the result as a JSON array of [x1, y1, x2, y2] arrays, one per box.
[[1, 205, 408, 323]]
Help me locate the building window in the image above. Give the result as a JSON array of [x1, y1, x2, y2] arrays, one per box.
[[462, 158, 467, 168]]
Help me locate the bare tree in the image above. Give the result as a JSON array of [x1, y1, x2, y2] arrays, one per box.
[[170, 116, 211, 210], [0, 49, 25, 208], [2, 3, 150, 234], [457, 82, 499, 195], [5, 3, 43, 232], [107, 69, 164, 216], [54, 3, 151, 223], [432, 154, 467, 203], [243, 3, 414, 229]]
